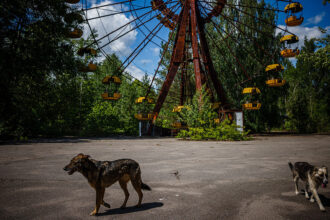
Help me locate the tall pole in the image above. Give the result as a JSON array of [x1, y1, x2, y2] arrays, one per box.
[[190, 0, 204, 91]]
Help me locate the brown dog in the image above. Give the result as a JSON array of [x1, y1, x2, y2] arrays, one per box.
[[289, 162, 328, 211], [64, 153, 151, 216]]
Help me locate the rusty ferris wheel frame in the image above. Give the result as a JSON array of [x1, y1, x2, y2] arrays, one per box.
[[74, 0, 301, 132]]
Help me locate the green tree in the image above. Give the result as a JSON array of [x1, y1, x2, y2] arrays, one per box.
[[284, 35, 330, 132], [0, 0, 84, 138], [207, 0, 284, 132]]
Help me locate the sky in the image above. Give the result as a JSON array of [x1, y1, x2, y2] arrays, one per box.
[[79, 0, 330, 80]]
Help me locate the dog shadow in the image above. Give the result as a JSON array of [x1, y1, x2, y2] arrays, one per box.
[[319, 194, 330, 207], [98, 202, 164, 216], [301, 190, 330, 207]]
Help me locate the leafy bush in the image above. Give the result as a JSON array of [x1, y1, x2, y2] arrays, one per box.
[[177, 88, 217, 128], [83, 101, 122, 136], [177, 119, 250, 141], [175, 88, 250, 141]]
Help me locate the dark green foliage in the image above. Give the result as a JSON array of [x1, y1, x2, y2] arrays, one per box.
[[176, 89, 250, 141], [0, 0, 83, 138], [206, 0, 285, 132], [1, 0, 329, 138], [177, 120, 250, 141], [284, 36, 330, 132], [84, 101, 122, 135], [176, 88, 217, 128]]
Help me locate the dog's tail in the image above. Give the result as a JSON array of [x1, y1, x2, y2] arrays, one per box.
[[141, 182, 151, 191], [288, 162, 294, 172]]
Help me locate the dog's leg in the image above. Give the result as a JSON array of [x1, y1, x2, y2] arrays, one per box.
[[310, 194, 315, 203], [131, 175, 143, 208], [308, 175, 325, 211], [119, 179, 130, 209], [304, 182, 309, 199], [101, 189, 110, 208], [90, 187, 104, 216], [294, 175, 299, 195], [310, 188, 325, 211]]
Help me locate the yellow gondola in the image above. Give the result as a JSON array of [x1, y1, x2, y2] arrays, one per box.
[[242, 87, 261, 110], [285, 16, 304, 26], [134, 113, 154, 121], [242, 102, 261, 110], [101, 92, 121, 100], [101, 76, 121, 100], [242, 87, 261, 94], [135, 97, 154, 104], [77, 47, 97, 56], [266, 79, 286, 87], [67, 28, 83, 38], [102, 76, 121, 84], [172, 106, 189, 128], [265, 64, 286, 87], [265, 64, 284, 73], [281, 48, 300, 58], [65, 0, 80, 4], [280, 35, 299, 44], [284, 3, 303, 13], [134, 97, 154, 121], [172, 105, 190, 112], [79, 62, 97, 72]]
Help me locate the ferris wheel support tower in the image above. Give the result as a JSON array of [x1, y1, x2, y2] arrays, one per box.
[[150, 0, 229, 127]]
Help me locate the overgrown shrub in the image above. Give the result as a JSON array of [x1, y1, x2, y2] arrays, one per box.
[[175, 89, 250, 141], [83, 101, 122, 135], [177, 119, 250, 141]]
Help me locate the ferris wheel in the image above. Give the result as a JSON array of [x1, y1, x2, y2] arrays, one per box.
[[64, 0, 305, 129]]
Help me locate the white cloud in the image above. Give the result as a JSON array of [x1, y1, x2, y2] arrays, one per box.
[[151, 47, 160, 55], [305, 12, 326, 25], [139, 59, 152, 65], [125, 64, 147, 80], [276, 25, 330, 48], [83, 0, 138, 58]]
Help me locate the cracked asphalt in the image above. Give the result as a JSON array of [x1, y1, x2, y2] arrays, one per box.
[[0, 135, 330, 219]]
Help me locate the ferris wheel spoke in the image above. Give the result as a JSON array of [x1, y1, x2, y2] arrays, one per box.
[[87, 0, 178, 21], [119, 22, 165, 74], [145, 30, 176, 99], [97, 1, 180, 50], [203, 20, 247, 86], [218, 13, 277, 64], [208, 20, 251, 81], [85, 0, 137, 11], [226, 3, 296, 36], [84, 7, 157, 49], [219, 13, 275, 41], [198, 6, 251, 81], [216, 16, 273, 66], [129, 1, 181, 46], [276, 0, 295, 3], [97, 4, 176, 50], [225, 3, 285, 13], [200, 0, 285, 13], [201, 0, 277, 38], [87, 5, 152, 21]]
